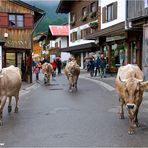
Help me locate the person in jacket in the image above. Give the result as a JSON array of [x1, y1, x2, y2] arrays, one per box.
[[51, 59, 57, 80], [56, 58, 62, 74], [99, 54, 107, 78], [33, 64, 40, 81], [88, 57, 95, 77]]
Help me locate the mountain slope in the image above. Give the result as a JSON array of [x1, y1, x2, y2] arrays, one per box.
[[23, 0, 68, 34]]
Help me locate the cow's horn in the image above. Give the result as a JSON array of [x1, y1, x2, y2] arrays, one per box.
[[135, 78, 143, 83], [119, 76, 127, 83]]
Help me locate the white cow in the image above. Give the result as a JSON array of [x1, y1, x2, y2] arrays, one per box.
[[0, 65, 22, 125], [64, 59, 80, 92]]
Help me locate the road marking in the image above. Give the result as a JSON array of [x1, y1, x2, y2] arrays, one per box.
[[20, 83, 39, 96], [80, 76, 115, 91]]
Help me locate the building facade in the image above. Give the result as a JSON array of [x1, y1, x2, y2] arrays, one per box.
[[86, 0, 143, 73], [46, 25, 70, 62], [0, 0, 45, 82], [126, 0, 148, 80], [57, 0, 100, 69]]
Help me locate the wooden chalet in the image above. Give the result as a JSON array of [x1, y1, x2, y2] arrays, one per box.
[[0, 0, 45, 82]]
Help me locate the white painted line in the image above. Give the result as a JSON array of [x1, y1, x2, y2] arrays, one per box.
[[20, 83, 39, 96], [20, 90, 30, 97], [80, 76, 115, 91]]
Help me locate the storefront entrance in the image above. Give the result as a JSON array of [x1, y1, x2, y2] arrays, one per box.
[[3, 48, 32, 82]]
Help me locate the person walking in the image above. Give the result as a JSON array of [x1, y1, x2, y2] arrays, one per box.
[[88, 57, 95, 77], [56, 58, 62, 74], [99, 54, 107, 78], [33, 64, 40, 81], [51, 59, 57, 80]]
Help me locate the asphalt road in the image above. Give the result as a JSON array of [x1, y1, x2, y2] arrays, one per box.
[[0, 74, 148, 147]]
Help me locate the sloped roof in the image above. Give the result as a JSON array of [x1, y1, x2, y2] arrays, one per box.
[[9, 0, 45, 23], [49, 25, 69, 37]]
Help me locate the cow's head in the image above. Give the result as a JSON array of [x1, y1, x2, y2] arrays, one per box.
[[120, 77, 148, 113]]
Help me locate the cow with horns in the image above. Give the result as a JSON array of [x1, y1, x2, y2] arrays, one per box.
[[115, 64, 148, 134]]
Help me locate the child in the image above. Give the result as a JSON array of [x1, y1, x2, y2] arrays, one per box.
[[33, 64, 40, 81]]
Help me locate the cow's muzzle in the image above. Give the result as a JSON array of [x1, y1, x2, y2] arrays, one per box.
[[126, 103, 136, 110]]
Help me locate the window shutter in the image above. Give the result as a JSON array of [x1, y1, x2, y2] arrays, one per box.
[[0, 12, 8, 27], [113, 2, 117, 20], [102, 7, 106, 23], [24, 14, 33, 28], [70, 33, 73, 42]]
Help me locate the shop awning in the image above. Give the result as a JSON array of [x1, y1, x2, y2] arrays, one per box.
[[60, 42, 99, 53]]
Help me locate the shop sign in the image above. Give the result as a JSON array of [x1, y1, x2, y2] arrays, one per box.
[[106, 36, 126, 42]]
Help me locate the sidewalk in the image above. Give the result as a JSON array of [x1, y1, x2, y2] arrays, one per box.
[[80, 69, 116, 88]]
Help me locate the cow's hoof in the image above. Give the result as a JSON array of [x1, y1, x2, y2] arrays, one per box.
[[8, 106, 12, 113], [128, 129, 134, 135], [119, 113, 124, 119], [133, 122, 140, 128], [14, 107, 18, 113]]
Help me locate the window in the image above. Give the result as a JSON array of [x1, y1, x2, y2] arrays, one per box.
[[91, 2, 97, 12], [9, 14, 24, 28], [90, 2, 97, 18], [82, 7, 87, 17], [107, 4, 113, 22], [55, 42, 58, 47], [70, 13, 76, 26], [70, 32, 77, 42], [144, 0, 148, 8], [102, 2, 117, 23]]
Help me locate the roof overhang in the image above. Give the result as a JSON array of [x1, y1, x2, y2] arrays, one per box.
[[9, 0, 45, 23], [56, 0, 74, 13], [60, 42, 98, 53], [85, 22, 125, 40]]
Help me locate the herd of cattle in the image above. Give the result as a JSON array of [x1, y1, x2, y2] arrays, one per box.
[[0, 59, 148, 135]]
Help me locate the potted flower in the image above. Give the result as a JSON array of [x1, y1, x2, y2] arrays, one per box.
[[89, 22, 98, 29]]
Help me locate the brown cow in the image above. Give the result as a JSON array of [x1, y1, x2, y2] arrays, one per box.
[[115, 64, 148, 134], [42, 62, 53, 84], [64, 59, 80, 92], [0, 65, 22, 125]]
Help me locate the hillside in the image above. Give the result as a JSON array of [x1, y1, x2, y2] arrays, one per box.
[[23, 0, 68, 35]]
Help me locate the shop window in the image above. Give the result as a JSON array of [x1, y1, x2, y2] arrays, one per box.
[[111, 44, 125, 68], [9, 14, 24, 28], [6, 53, 15, 67]]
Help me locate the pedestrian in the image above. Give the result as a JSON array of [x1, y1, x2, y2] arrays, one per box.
[[94, 58, 98, 77], [88, 57, 95, 77], [33, 64, 40, 81], [56, 57, 62, 74], [51, 59, 57, 80], [99, 54, 107, 78]]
